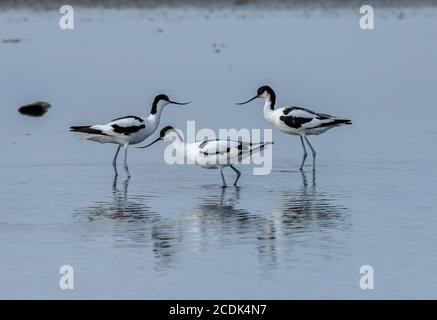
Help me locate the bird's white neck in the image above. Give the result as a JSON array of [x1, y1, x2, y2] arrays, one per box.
[[147, 107, 164, 131], [263, 98, 275, 123], [168, 135, 186, 157]]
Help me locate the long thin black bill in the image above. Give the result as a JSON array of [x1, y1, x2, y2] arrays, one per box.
[[235, 95, 259, 105], [137, 137, 162, 149], [169, 100, 191, 105]]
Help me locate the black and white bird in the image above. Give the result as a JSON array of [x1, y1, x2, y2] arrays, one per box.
[[70, 94, 190, 177], [237, 85, 351, 171], [138, 126, 273, 188]]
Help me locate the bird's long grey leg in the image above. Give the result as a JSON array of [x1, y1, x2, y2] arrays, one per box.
[[112, 172, 118, 192], [123, 144, 131, 178], [299, 135, 308, 171], [300, 170, 308, 188], [123, 176, 130, 199], [220, 186, 226, 206], [230, 165, 241, 187], [220, 168, 227, 188], [304, 135, 316, 171], [112, 145, 121, 175], [311, 168, 316, 187]]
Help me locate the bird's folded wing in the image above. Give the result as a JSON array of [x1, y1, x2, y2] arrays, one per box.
[[110, 115, 144, 123], [284, 107, 325, 118], [109, 117, 144, 128], [199, 139, 241, 155], [280, 106, 339, 129], [89, 117, 146, 136]]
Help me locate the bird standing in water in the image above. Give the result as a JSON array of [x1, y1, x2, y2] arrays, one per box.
[[70, 94, 190, 177], [237, 86, 351, 171], [138, 126, 273, 188]]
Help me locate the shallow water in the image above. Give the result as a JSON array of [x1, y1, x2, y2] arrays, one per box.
[[1, 7, 437, 299]]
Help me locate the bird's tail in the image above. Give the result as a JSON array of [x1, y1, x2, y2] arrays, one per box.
[[333, 119, 352, 125], [249, 142, 274, 155], [70, 126, 104, 135]]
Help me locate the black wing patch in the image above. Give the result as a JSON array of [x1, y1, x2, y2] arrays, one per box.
[[70, 126, 108, 136], [201, 148, 231, 156], [317, 119, 352, 127], [199, 139, 234, 156], [111, 115, 144, 123], [279, 115, 313, 129], [283, 107, 332, 119], [283, 106, 317, 115], [237, 142, 252, 151], [111, 124, 145, 135], [282, 107, 294, 115], [199, 139, 219, 149]]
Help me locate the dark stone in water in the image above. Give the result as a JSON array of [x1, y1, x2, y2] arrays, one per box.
[[18, 101, 51, 117], [2, 39, 21, 44]]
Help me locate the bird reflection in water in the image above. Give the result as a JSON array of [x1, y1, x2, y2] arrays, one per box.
[[277, 171, 347, 232], [75, 171, 349, 273], [78, 175, 153, 224], [261, 170, 350, 264], [187, 187, 280, 271], [151, 221, 183, 272], [74, 175, 182, 271], [186, 173, 348, 272], [187, 187, 258, 246]]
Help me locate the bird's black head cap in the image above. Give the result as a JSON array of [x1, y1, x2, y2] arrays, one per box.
[[257, 85, 276, 109], [151, 94, 170, 114], [160, 125, 175, 137]]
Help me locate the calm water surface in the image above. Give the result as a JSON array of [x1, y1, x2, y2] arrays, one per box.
[[0, 7, 436, 299]]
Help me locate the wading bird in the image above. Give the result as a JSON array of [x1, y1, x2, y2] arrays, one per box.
[[70, 95, 190, 177], [138, 126, 273, 188], [237, 86, 351, 171]]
